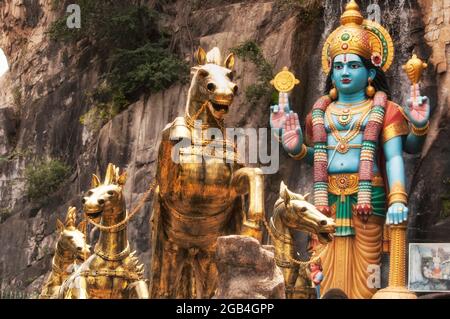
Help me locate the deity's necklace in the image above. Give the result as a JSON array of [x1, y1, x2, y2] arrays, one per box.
[[329, 100, 372, 126], [326, 103, 372, 154]]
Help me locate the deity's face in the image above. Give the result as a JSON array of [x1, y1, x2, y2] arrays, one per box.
[[331, 54, 376, 96]]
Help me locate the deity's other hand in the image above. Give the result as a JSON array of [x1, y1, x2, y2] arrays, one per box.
[[282, 111, 303, 155], [404, 84, 430, 128], [270, 92, 291, 134], [355, 204, 372, 224], [386, 203, 408, 225]]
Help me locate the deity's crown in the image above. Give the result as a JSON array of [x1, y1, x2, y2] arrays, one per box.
[[322, 0, 394, 74]]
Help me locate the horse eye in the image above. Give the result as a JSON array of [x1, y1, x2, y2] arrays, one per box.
[[227, 72, 234, 81], [107, 190, 115, 196], [299, 207, 307, 213], [87, 191, 93, 196]]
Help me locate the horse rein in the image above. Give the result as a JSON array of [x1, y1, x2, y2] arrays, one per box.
[[84, 181, 157, 232]]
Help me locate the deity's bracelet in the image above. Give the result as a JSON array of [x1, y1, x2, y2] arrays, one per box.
[[289, 144, 308, 160], [410, 121, 430, 136], [388, 191, 408, 206]]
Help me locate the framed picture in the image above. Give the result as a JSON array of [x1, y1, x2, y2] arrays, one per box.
[[409, 243, 450, 292]]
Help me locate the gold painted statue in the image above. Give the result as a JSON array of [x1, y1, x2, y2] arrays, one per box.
[[59, 164, 149, 299], [39, 207, 90, 299], [266, 182, 335, 299], [150, 47, 265, 298]]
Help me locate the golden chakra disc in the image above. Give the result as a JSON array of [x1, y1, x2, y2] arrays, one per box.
[[270, 67, 300, 93]]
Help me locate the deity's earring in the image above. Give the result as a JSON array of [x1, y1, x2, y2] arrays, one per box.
[[329, 81, 338, 100], [366, 78, 376, 98]]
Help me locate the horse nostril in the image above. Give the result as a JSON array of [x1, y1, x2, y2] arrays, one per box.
[[207, 83, 216, 92], [98, 199, 105, 205], [320, 220, 328, 226], [232, 85, 238, 95]]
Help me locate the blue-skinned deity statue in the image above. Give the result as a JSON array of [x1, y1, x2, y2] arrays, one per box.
[[270, 0, 430, 299]]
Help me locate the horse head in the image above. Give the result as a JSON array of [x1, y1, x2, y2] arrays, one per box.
[[276, 182, 335, 244], [82, 163, 127, 224], [187, 47, 238, 121], [56, 207, 90, 260]]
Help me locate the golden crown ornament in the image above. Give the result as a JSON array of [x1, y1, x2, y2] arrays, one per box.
[[321, 0, 395, 74]]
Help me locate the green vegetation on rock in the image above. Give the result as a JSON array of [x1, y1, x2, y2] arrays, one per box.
[[25, 159, 71, 203], [231, 41, 274, 106], [48, 1, 189, 130]]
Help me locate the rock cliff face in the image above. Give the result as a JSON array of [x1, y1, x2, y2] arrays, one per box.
[[0, 0, 448, 295]]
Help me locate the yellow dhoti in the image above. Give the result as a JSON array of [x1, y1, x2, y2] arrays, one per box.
[[322, 214, 384, 299]]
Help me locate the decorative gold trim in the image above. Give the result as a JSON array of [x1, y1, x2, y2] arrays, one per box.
[[328, 174, 384, 197], [388, 193, 408, 206], [382, 121, 410, 143], [326, 144, 362, 151], [289, 144, 308, 160], [94, 243, 130, 262], [326, 106, 371, 153], [335, 219, 353, 228], [330, 99, 372, 109], [410, 121, 430, 137], [388, 182, 408, 206]]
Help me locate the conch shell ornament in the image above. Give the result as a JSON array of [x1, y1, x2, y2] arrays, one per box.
[[402, 54, 428, 84]]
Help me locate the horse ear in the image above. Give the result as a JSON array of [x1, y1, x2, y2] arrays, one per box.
[[117, 171, 127, 186], [224, 53, 235, 70], [77, 220, 87, 234], [196, 47, 207, 65], [280, 182, 291, 205], [91, 174, 100, 188], [303, 193, 311, 201], [56, 219, 65, 232], [280, 181, 287, 197]]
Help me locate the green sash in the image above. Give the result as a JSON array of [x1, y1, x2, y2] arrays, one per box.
[[329, 186, 386, 237]]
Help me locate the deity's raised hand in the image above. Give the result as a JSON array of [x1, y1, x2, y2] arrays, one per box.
[[270, 93, 303, 154], [402, 55, 430, 128], [282, 111, 303, 155], [270, 92, 291, 134], [404, 84, 430, 128]]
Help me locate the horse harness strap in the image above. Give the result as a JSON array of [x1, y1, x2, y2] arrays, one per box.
[[51, 261, 74, 277], [94, 243, 130, 262], [80, 269, 141, 281], [275, 257, 298, 269], [88, 288, 124, 299]]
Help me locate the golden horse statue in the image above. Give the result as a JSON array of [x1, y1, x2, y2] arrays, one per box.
[[59, 164, 149, 299], [150, 47, 265, 298], [39, 207, 90, 299], [267, 182, 335, 299]]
